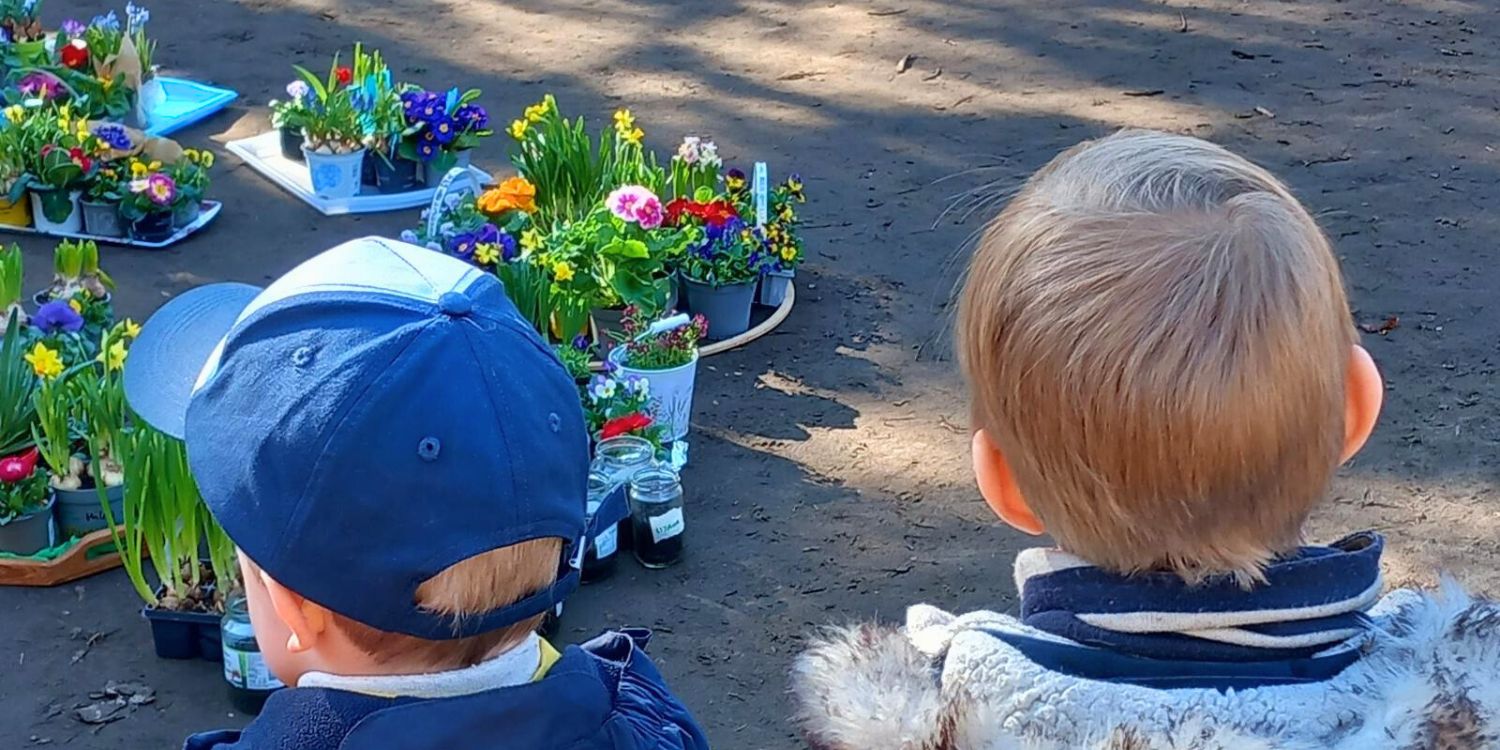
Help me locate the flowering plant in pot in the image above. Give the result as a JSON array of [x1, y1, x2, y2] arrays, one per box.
[[0, 0, 46, 64], [0, 305, 38, 457], [606, 307, 706, 442], [166, 147, 212, 228], [269, 80, 314, 162], [745, 173, 806, 306], [37, 238, 116, 337], [0, 120, 29, 227], [117, 157, 180, 242], [397, 85, 491, 185], [111, 422, 240, 660], [667, 191, 770, 340], [80, 159, 128, 237], [32, 16, 136, 123], [15, 105, 104, 233], [0, 446, 53, 556], [0, 244, 25, 334], [30, 319, 133, 539], [668, 136, 721, 201], [293, 55, 368, 199]]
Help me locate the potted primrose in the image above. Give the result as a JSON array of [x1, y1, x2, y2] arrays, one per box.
[[269, 80, 314, 163], [606, 308, 706, 443], [294, 56, 367, 200], [118, 156, 179, 242], [80, 163, 128, 238], [398, 85, 491, 186], [168, 148, 213, 229], [112, 422, 240, 660], [0, 307, 51, 557], [668, 191, 765, 341], [18, 108, 101, 234]]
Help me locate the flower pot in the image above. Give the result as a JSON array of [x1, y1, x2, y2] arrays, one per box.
[[591, 307, 627, 359], [0, 494, 55, 556], [422, 149, 471, 186], [172, 200, 202, 229], [682, 276, 757, 341], [360, 151, 378, 188], [0, 193, 32, 227], [608, 348, 699, 442], [55, 483, 126, 540], [758, 268, 795, 307], [373, 153, 421, 194], [30, 188, 83, 233], [143, 605, 222, 661], [278, 126, 305, 162], [303, 146, 366, 200], [129, 211, 176, 243], [80, 199, 126, 238]]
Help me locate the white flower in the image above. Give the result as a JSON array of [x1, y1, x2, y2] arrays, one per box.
[[699, 140, 721, 168], [676, 136, 702, 165]]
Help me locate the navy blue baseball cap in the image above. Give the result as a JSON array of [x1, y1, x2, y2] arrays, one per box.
[[123, 237, 589, 639]]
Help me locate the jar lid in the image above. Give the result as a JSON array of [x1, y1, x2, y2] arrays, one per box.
[[593, 435, 655, 466], [629, 465, 680, 495]]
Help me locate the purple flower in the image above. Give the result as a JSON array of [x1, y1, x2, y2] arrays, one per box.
[[0, 28, 11, 44], [571, 335, 590, 352], [475, 223, 500, 246], [430, 116, 457, 145], [33, 301, 83, 334], [89, 11, 120, 31], [417, 95, 444, 124], [286, 80, 310, 101], [456, 104, 488, 132], [498, 232, 518, 262], [415, 139, 438, 162], [61, 19, 86, 36], [93, 124, 132, 150], [447, 231, 478, 260]]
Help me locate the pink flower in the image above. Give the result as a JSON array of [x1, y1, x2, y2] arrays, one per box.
[[606, 185, 664, 229]]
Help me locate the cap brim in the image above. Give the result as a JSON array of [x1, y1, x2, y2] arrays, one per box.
[[124, 283, 262, 440]]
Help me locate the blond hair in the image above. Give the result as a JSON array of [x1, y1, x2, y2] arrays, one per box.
[[957, 129, 1355, 582], [332, 538, 562, 669]]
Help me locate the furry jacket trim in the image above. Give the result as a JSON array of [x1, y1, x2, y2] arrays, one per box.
[[791, 586, 1500, 750]]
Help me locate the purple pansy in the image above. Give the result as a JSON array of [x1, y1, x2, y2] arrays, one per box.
[[33, 300, 84, 334]]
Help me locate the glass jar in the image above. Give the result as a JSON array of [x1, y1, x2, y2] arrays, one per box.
[[591, 436, 656, 552], [582, 470, 619, 583], [221, 595, 283, 715], [628, 466, 685, 568]]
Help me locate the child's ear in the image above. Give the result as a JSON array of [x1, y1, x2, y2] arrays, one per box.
[[972, 430, 1045, 536], [1341, 345, 1383, 463], [260, 569, 330, 654]]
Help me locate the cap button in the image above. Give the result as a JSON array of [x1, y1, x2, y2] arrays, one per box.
[[437, 291, 472, 317]]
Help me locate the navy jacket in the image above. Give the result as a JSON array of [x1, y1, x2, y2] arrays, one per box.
[[184, 631, 709, 750]]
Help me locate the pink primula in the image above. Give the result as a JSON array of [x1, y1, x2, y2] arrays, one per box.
[[606, 185, 664, 230]]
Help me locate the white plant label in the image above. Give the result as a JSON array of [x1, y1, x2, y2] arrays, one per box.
[[650, 508, 685, 544], [223, 645, 285, 691], [753, 162, 769, 227], [594, 524, 619, 558]]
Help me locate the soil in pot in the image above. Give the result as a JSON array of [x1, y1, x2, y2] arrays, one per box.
[[373, 153, 421, 194], [129, 211, 176, 243], [0, 495, 55, 556], [144, 575, 224, 660], [682, 276, 757, 341], [30, 188, 83, 233], [279, 126, 305, 162], [80, 199, 126, 238], [173, 200, 202, 229], [55, 482, 125, 539]]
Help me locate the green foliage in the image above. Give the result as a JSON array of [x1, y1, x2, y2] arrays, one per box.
[[294, 54, 364, 153], [0, 309, 37, 457], [0, 243, 21, 309]]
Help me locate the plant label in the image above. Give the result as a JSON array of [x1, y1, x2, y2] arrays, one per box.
[[649, 507, 685, 544], [753, 162, 769, 227]]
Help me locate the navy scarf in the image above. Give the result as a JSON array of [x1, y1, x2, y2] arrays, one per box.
[[1017, 532, 1384, 662]]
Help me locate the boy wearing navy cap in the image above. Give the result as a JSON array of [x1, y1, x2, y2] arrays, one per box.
[[124, 237, 709, 750]]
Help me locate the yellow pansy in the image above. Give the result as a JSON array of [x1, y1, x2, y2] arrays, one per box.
[[201, 151, 215, 168], [520, 228, 543, 253], [474, 244, 500, 266], [147, 160, 162, 171], [552, 261, 575, 282], [4, 105, 23, 124], [130, 161, 149, 178], [508, 119, 528, 140], [122, 319, 141, 339], [524, 103, 546, 124], [24, 342, 63, 380], [67, 298, 81, 314], [183, 149, 198, 164], [100, 340, 127, 371], [780, 245, 797, 262]]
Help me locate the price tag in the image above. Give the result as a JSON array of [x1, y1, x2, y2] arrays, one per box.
[[753, 162, 769, 228]]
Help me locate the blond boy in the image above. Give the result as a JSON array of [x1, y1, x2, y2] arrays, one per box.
[[124, 238, 708, 750], [793, 131, 1499, 749]]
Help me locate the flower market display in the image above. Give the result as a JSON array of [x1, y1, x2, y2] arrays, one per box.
[[233, 43, 494, 212], [0, 99, 219, 244]]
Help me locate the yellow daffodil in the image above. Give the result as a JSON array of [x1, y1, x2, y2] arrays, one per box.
[[623, 127, 644, 146], [613, 109, 635, 133], [4, 105, 23, 124], [122, 319, 141, 339], [130, 161, 148, 178], [524, 103, 547, 124], [520, 228, 543, 253], [508, 119, 528, 140], [67, 298, 81, 314], [474, 243, 500, 266], [105, 340, 128, 371], [553, 261, 575, 282], [24, 342, 63, 380]]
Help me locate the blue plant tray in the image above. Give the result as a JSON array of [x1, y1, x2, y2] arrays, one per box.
[[143, 77, 238, 138]]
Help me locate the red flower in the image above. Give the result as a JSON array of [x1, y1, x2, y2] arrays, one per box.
[[699, 200, 739, 227], [0, 448, 39, 484], [60, 39, 89, 70], [68, 148, 92, 172], [664, 197, 693, 227], [601, 413, 653, 440], [335, 66, 353, 86]]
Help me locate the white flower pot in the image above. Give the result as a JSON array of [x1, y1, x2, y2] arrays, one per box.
[[609, 348, 698, 442], [303, 146, 366, 200], [30, 189, 83, 233]]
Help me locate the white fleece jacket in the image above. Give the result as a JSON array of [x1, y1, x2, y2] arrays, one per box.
[[791, 586, 1500, 749]]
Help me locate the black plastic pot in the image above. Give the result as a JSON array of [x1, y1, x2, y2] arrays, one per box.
[[129, 211, 176, 243], [372, 154, 420, 194], [143, 605, 222, 661], [279, 126, 304, 162]]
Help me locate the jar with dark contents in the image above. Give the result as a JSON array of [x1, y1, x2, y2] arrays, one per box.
[[591, 436, 655, 553], [582, 470, 620, 583], [221, 595, 283, 715], [629, 466, 685, 568]]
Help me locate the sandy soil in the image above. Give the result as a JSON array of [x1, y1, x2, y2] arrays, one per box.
[[2, 0, 1498, 748]]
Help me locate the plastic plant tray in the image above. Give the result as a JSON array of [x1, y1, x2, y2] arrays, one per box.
[[143, 77, 239, 138], [226, 131, 494, 216], [0, 201, 221, 249]]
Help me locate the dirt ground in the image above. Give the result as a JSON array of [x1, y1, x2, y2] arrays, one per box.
[[3, 0, 1498, 747]]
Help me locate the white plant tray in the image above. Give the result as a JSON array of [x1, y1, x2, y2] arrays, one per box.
[[226, 131, 493, 216], [0, 201, 221, 249]]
